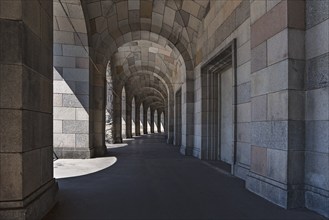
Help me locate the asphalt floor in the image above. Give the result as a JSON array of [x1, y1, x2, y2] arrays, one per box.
[[44, 133, 326, 220]]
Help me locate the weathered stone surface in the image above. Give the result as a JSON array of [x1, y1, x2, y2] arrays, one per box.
[[237, 82, 251, 104], [306, 0, 329, 29], [306, 53, 329, 90]]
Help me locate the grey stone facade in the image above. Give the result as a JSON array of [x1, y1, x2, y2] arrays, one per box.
[[0, 0, 328, 219]]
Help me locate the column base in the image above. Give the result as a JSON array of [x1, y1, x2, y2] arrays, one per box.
[[113, 137, 123, 143], [0, 179, 58, 220], [246, 172, 304, 209], [179, 146, 193, 156]]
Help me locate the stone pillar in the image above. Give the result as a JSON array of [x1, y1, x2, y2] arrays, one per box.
[[143, 104, 148, 134], [135, 102, 141, 136], [112, 83, 122, 143], [181, 77, 194, 155], [304, 0, 329, 217], [126, 97, 132, 138], [0, 1, 58, 219], [167, 100, 174, 143], [150, 108, 155, 133], [90, 63, 107, 157], [247, 0, 305, 209], [157, 110, 162, 133]]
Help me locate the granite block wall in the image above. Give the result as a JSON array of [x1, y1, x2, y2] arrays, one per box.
[[53, 0, 91, 158], [305, 0, 329, 217]]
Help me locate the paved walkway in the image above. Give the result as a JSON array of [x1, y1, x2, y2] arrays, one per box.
[[44, 134, 325, 220]]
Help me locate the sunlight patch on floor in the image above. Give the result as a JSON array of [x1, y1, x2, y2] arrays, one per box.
[[54, 157, 117, 179]]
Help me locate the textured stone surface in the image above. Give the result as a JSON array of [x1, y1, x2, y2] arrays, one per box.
[[306, 53, 329, 90]]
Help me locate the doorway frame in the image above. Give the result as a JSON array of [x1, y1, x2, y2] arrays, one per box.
[[200, 39, 237, 174]]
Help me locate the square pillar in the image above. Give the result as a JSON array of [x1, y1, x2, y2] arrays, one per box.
[[247, 0, 305, 209], [0, 1, 58, 219]]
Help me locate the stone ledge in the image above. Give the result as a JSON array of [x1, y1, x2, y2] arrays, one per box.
[[0, 179, 58, 220]]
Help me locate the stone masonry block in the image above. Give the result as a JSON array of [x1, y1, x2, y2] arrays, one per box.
[[0, 153, 23, 200], [267, 90, 288, 120], [76, 108, 89, 120], [250, 0, 266, 24], [63, 94, 89, 108], [23, 149, 42, 197], [252, 121, 288, 150], [63, 68, 89, 82], [250, 146, 267, 176], [237, 41, 251, 66], [288, 29, 305, 60], [54, 56, 76, 68], [288, 90, 305, 121], [53, 80, 75, 94], [306, 20, 329, 59], [62, 120, 89, 134], [0, 110, 22, 153], [237, 61, 250, 85], [267, 29, 288, 66], [306, 0, 329, 29], [54, 31, 74, 44], [237, 142, 251, 166], [54, 134, 75, 148], [76, 134, 89, 148], [268, 60, 289, 93], [251, 68, 269, 97], [251, 94, 267, 121], [305, 151, 329, 190], [237, 82, 251, 104], [306, 87, 329, 121], [306, 53, 329, 90], [0, 64, 23, 109], [305, 120, 329, 153], [0, 0, 22, 20], [267, 148, 287, 183], [237, 122, 250, 143], [237, 102, 251, 123], [251, 41, 267, 73], [53, 107, 76, 120], [53, 120, 63, 133], [62, 45, 88, 58]]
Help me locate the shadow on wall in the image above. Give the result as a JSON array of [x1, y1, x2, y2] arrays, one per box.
[[54, 67, 89, 114]]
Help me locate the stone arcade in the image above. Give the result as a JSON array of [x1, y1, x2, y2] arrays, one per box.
[[0, 0, 328, 219]]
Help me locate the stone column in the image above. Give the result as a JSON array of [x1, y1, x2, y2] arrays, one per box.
[[247, 0, 305, 209], [143, 103, 148, 134], [150, 108, 155, 133], [112, 83, 122, 143], [167, 100, 174, 143], [126, 97, 132, 138], [135, 102, 141, 136], [0, 1, 58, 219], [181, 77, 194, 155], [157, 110, 162, 133]]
